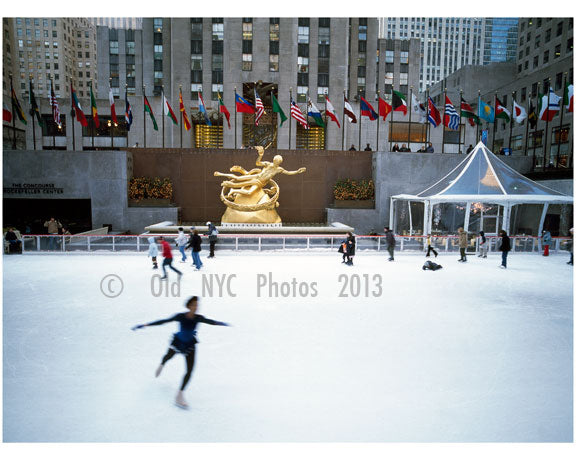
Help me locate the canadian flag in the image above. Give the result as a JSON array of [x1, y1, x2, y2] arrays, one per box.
[[512, 100, 527, 123]]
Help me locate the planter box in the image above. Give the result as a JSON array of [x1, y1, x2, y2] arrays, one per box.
[[333, 200, 375, 209], [129, 198, 172, 207]]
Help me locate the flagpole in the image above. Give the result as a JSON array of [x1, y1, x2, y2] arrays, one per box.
[[509, 91, 515, 153], [109, 79, 115, 150], [358, 95, 362, 151], [524, 92, 530, 156], [29, 76, 36, 150], [341, 91, 345, 150], [71, 82, 76, 151], [556, 73, 567, 168], [306, 91, 310, 150], [459, 90, 465, 152], [143, 84, 147, 148], [389, 88, 394, 152], [492, 92, 498, 152], [425, 88, 430, 149], [234, 87, 237, 149], [442, 88, 446, 154], [376, 90, 380, 151], [323, 91, 328, 150], [49, 78, 56, 148], [289, 88, 293, 150], [253, 82, 257, 148], [179, 85, 183, 149], [531, 83, 540, 171], [162, 85, 165, 148], [543, 85, 551, 171], [476, 90, 480, 144], [408, 87, 413, 151]]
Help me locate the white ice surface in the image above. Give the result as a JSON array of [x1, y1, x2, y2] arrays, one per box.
[[2, 251, 573, 442]]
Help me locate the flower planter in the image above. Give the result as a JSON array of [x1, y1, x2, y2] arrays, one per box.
[[333, 200, 375, 209], [128, 198, 172, 207]]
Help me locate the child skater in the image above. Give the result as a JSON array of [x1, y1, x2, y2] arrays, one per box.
[[148, 236, 158, 269], [131, 296, 229, 408]]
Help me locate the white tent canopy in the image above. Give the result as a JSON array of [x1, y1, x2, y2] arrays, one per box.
[[390, 142, 573, 235]]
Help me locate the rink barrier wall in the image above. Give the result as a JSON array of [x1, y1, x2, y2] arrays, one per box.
[[15, 234, 572, 254]]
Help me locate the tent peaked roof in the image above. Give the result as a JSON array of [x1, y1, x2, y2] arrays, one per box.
[[411, 142, 571, 201]]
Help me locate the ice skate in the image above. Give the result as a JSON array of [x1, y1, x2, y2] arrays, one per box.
[[155, 364, 164, 377], [175, 390, 189, 409]]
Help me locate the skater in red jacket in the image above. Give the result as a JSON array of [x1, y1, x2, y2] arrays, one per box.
[[158, 236, 183, 280]]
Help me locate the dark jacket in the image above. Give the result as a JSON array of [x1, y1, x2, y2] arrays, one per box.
[[346, 235, 356, 256], [385, 230, 396, 247], [499, 235, 511, 252], [186, 234, 202, 252]]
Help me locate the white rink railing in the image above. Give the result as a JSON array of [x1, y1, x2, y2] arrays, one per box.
[[15, 234, 572, 254]]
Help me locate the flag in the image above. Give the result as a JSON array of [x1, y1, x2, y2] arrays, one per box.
[[235, 92, 255, 113], [427, 97, 441, 127], [254, 90, 265, 126], [443, 95, 460, 130], [495, 97, 510, 122], [70, 83, 88, 127], [539, 90, 561, 121], [3, 102, 12, 123], [10, 81, 27, 125], [271, 93, 287, 127], [125, 89, 133, 131], [512, 100, 527, 123], [28, 80, 44, 127], [527, 99, 537, 129], [411, 93, 426, 123], [290, 99, 309, 129], [197, 93, 211, 126], [219, 94, 231, 129], [307, 99, 325, 127], [478, 98, 495, 123], [378, 97, 392, 121], [144, 95, 158, 130], [179, 89, 191, 131], [162, 92, 178, 125], [392, 90, 407, 115], [108, 87, 118, 124], [460, 97, 478, 127], [89, 82, 99, 128], [50, 80, 61, 128], [343, 97, 357, 123], [563, 84, 573, 113], [360, 96, 378, 121], [325, 97, 340, 128]]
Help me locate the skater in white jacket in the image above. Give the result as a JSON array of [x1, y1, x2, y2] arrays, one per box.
[[175, 227, 188, 263], [148, 237, 158, 269]]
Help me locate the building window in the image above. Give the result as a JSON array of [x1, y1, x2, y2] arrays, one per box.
[[543, 50, 549, 63], [191, 55, 202, 71], [318, 27, 330, 45], [154, 18, 163, 33], [555, 72, 563, 90], [212, 23, 224, 41], [521, 87, 527, 101], [242, 53, 252, 71], [533, 55, 539, 68], [297, 86, 308, 103], [154, 44, 163, 59], [317, 87, 328, 102], [545, 28, 551, 41], [269, 54, 279, 72], [385, 72, 394, 84], [297, 56, 309, 73], [557, 20, 563, 37], [269, 20, 280, 42], [242, 20, 252, 40], [212, 83, 223, 101], [555, 44, 561, 58], [385, 50, 394, 63], [191, 83, 202, 101], [298, 26, 309, 44], [126, 41, 135, 55]]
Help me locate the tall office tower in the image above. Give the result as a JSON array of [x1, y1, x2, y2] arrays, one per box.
[[7, 18, 98, 100], [90, 18, 142, 30], [483, 18, 519, 64], [380, 17, 486, 92]]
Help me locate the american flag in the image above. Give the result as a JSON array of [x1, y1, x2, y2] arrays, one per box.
[[50, 80, 61, 128], [290, 99, 309, 129], [254, 90, 265, 126]]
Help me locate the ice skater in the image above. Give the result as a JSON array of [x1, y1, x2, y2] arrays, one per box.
[[457, 227, 468, 262], [175, 227, 188, 263], [148, 236, 158, 269], [384, 227, 395, 261], [541, 229, 552, 256], [158, 236, 182, 279], [344, 231, 355, 265], [206, 222, 218, 258], [498, 230, 511, 269], [131, 296, 229, 408], [186, 228, 203, 270], [477, 231, 487, 258], [425, 234, 438, 258]]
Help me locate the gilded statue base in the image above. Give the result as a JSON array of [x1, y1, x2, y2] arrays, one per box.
[[220, 188, 281, 224]]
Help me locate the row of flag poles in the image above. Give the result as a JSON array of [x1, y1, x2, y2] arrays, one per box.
[[6, 77, 574, 155]]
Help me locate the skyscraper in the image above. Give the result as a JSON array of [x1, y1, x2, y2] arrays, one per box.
[[483, 18, 519, 64]]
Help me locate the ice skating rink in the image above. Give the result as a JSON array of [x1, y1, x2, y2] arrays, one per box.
[[2, 252, 573, 442]]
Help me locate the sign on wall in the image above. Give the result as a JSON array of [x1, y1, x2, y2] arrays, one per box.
[[3, 183, 64, 195]]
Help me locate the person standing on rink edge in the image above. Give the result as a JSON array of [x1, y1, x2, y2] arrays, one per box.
[[498, 230, 511, 269], [132, 296, 229, 409], [148, 236, 159, 269], [175, 227, 188, 263], [158, 236, 183, 279], [206, 222, 218, 258], [384, 227, 395, 261], [344, 231, 356, 265], [457, 227, 468, 262], [477, 230, 487, 258]]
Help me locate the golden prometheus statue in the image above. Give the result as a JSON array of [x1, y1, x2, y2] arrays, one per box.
[[214, 146, 306, 224]]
